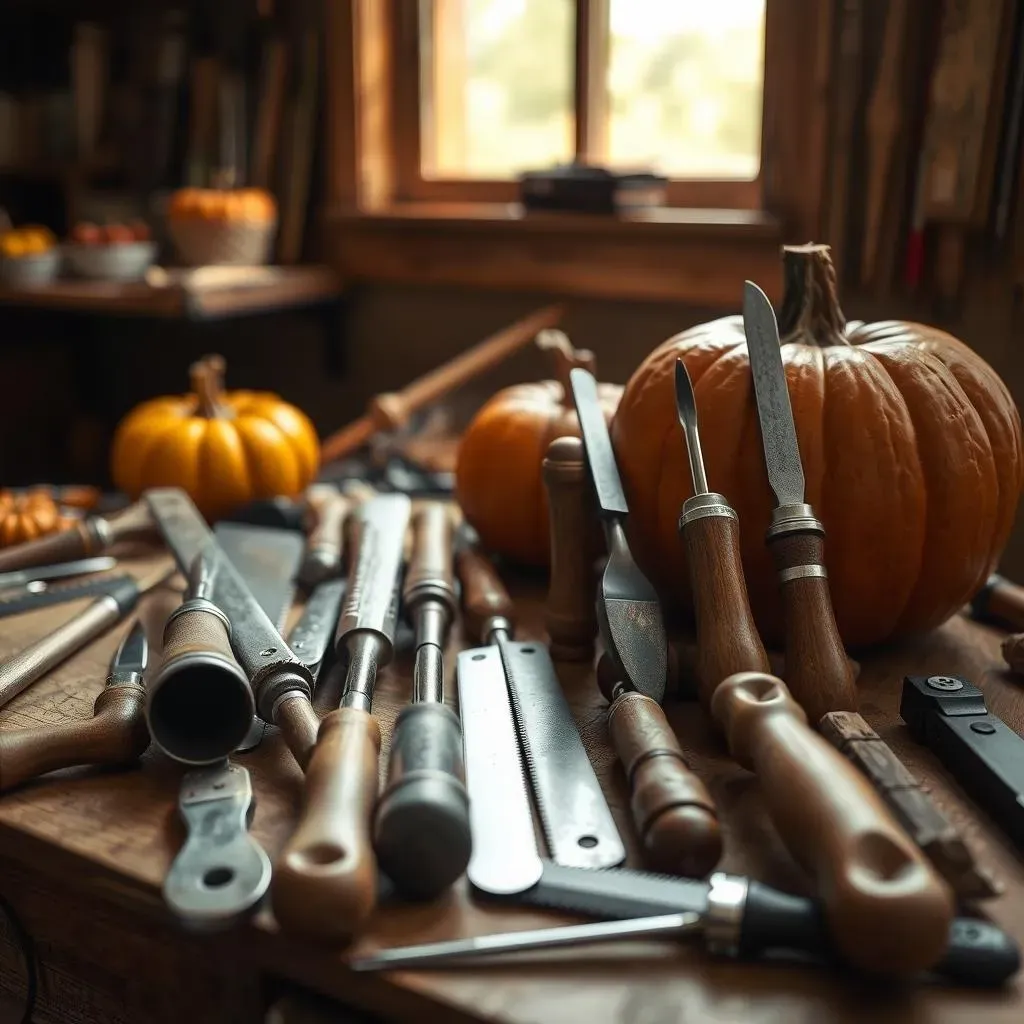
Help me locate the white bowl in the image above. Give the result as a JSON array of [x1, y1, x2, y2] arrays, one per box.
[[64, 241, 158, 282], [0, 248, 61, 286]]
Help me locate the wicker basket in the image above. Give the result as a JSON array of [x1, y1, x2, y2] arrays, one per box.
[[168, 217, 277, 266]]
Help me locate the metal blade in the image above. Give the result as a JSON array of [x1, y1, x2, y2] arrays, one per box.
[[350, 912, 700, 971], [0, 556, 117, 592], [457, 645, 543, 895], [0, 574, 134, 620], [498, 637, 626, 869], [743, 281, 805, 506], [287, 577, 345, 682], [674, 359, 709, 495], [110, 620, 148, 675], [570, 367, 628, 517]]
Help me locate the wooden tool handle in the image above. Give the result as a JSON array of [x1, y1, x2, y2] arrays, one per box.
[[0, 682, 149, 791], [321, 305, 564, 463], [404, 503, 454, 604], [543, 436, 600, 661], [607, 691, 721, 877], [274, 693, 322, 771], [105, 501, 157, 544], [455, 546, 515, 642], [767, 528, 858, 723], [973, 573, 1024, 631], [272, 707, 382, 941], [711, 672, 954, 976], [300, 486, 349, 586], [0, 522, 97, 574], [680, 509, 770, 708]]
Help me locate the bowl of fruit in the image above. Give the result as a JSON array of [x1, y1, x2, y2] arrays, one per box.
[[0, 225, 61, 286], [64, 221, 158, 281]]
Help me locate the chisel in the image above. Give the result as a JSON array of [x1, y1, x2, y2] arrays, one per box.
[[374, 503, 471, 900], [272, 494, 410, 942], [742, 281, 859, 723]]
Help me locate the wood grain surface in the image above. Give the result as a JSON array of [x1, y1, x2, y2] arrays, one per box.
[[0, 555, 1021, 1022]]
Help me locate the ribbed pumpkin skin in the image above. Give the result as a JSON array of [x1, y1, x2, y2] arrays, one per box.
[[456, 379, 621, 566], [111, 360, 319, 521], [0, 492, 61, 547], [611, 247, 1023, 649]]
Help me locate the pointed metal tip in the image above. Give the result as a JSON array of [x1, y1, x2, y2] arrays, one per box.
[[743, 280, 776, 323], [673, 358, 695, 427]]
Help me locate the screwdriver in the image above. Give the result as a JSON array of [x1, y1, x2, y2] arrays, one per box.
[[272, 494, 411, 942], [374, 503, 471, 899]]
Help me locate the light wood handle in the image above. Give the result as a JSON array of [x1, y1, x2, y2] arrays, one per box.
[[680, 510, 770, 709], [300, 486, 349, 587], [607, 691, 721, 877], [321, 305, 564, 463], [543, 436, 600, 661], [711, 671, 954, 976], [455, 547, 515, 642], [272, 707, 382, 942], [0, 682, 149, 791], [767, 529, 858, 723], [404, 503, 454, 604]]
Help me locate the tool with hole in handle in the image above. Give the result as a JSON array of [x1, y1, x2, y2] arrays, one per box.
[[711, 670, 954, 976], [0, 620, 151, 791], [742, 281, 858, 723], [272, 494, 411, 942], [375, 503, 471, 899], [673, 357, 771, 707]]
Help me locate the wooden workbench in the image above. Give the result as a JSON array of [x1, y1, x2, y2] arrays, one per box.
[[0, 554, 1021, 1023]]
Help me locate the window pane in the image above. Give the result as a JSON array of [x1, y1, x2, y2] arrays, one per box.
[[422, 0, 574, 179], [606, 0, 765, 179]]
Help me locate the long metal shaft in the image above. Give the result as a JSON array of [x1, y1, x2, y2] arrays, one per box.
[[412, 602, 450, 704], [339, 631, 387, 712]]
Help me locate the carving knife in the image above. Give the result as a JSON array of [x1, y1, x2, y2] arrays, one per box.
[[742, 281, 858, 722], [352, 861, 1019, 987], [144, 489, 320, 767], [570, 367, 667, 703], [457, 544, 625, 873]]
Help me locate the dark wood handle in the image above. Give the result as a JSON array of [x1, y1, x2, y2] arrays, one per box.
[[711, 671, 954, 976], [0, 523, 95, 573], [105, 501, 157, 545], [404, 504, 454, 604], [274, 693, 322, 771], [0, 682, 149, 791], [300, 486, 350, 587], [272, 707, 381, 941], [767, 528, 858, 723], [974, 574, 1024, 632], [543, 436, 600, 661], [607, 691, 721, 877], [680, 510, 769, 709], [455, 547, 515, 642]]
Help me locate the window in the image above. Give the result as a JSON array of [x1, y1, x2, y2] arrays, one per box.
[[411, 0, 766, 205]]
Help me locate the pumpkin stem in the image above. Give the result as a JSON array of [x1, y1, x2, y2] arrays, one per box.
[[536, 329, 597, 407], [190, 354, 228, 418], [776, 243, 849, 346]]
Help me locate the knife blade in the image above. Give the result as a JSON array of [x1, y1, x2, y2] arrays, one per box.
[[110, 619, 148, 678], [743, 281, 805, 507], [0, 574, 135, 620], [0, 556, 117, 593], [569, 368, 628, 517]]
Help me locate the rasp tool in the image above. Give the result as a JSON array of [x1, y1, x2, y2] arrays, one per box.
[[0, 619, 150, 791], [570, 366, 667, 703], [456, 544, 624, 882], [144, 489, 320, 767], [742, 280, 858, 723], [352, 861, 1019, 987], [375, 502, 472, 900], [272, 494, 411, 942], [0, 562, 175, 711]]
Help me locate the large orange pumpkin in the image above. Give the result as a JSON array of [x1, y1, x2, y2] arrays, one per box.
[[611, 244, 1023, 649], [111, 354, 319, 521], [456, 331, 621, 565]]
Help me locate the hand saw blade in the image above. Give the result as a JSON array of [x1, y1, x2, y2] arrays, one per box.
[[497, 637, 625, 870], [457, 645, 543, 895]]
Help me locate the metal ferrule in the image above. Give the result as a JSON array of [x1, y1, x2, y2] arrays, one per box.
[[340, 631, 386, 713], [678, 492, 738, 531], [765, 502, 824, 541], [105, 669, 143, 689], [405, 579, 458, 619], [704, 872, 748, 955], [89, 516, 113, 551], [251, 663, 314, 722], [778, 564, 828, 584], [166, 597, 231, 635], [413, 642, 445, 704], [415, 601, 451, 652], [483, 616, 512, 645]]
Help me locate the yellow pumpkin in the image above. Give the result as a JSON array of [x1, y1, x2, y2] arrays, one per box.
[[167, 187, 277, 224], [0, 490, 61, 547], [111, 354, 319, 521]]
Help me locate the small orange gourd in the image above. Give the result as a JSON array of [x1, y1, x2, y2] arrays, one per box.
[[455, 331, 621, 566], [167, 188, 277, 224], [111, 354, 319, 521], [0, 490, 62, 548]]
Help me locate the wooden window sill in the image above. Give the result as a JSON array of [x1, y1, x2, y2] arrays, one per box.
[[326, 202, 784, 305]]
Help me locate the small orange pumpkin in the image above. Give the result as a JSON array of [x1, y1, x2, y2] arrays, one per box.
[[455, 331, 621, 566], [611, 243, 1024, 649], [111, 354, 319, 521], [167, 187, 277, 224], [0, 490, 62, 547]]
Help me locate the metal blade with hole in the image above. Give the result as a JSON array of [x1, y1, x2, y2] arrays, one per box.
[[497, 637, 625, 869]]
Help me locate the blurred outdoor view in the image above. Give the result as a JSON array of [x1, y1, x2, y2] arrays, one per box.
[[421, 0, 765, 180]]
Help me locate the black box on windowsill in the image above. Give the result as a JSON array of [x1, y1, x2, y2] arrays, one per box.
[[518, 163, 667, 214]]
